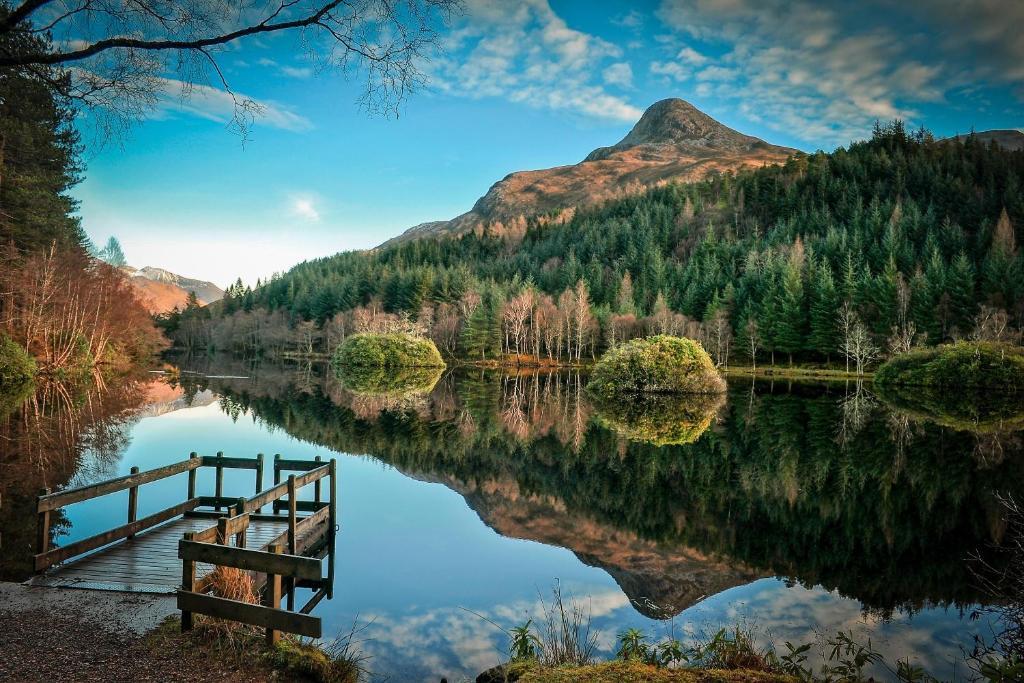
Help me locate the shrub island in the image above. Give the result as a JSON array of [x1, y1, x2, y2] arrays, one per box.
[[331, 332, 446, 370], [588, 335, 726, 398], [874, 342, 1024, 390]]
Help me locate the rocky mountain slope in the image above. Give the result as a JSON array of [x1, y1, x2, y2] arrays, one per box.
[[383, 98, 799, 246], [124, 266, 224, 314]]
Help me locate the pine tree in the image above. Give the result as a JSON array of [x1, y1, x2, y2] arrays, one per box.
[[948, 252, 977, 336], [809, 262, 839, 360]]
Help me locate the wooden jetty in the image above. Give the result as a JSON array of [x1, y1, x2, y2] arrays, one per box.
[[28, 453, 337, 642]]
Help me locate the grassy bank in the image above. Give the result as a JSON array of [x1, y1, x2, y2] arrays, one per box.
[[510, 661, 794, 682], [144, 617, 363, 683], [722, 365, 873, 381]]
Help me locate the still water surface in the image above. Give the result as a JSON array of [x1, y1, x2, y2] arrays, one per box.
[[2, 358, 1021, 681]]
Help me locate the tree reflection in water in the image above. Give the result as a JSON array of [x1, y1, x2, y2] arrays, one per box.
[[181, 364, 1024, 619], [0, 374, 153, 579]]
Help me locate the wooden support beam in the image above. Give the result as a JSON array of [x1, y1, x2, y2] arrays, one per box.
[[300, 588, 329, 615], [39, 458, 203, 512], [177, 541, 321, 581], [177, 590, 320, 639]]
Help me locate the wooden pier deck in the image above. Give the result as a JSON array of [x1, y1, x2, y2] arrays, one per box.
[[28, 453, 338, 641], [28, 517, 291, 593]]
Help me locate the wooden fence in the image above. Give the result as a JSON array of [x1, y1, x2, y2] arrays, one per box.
[[178, 459, 336, 643]]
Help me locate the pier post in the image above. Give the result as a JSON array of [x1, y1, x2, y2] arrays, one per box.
[[264, 544, 283, 645], [36, 487, 51, 563], [187, 452, 198, 500], [181, 531, 196, 632], [214, 451, 224, 511], [314, 455, 322, 504], [127, 466, 139, 539], [255, 453, 264, 499]]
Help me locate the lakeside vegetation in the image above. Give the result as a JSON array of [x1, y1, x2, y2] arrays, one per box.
[[875, 341, 1024, 390], [166, 124, 1022, 381]]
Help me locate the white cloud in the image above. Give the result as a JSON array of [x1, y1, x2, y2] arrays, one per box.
[[650, 60, 690, 82], [429, 0, 642, 122], [155, 78, 312, 132], [289, 195, 321, 222], [677, 46, 708, 65], [256, 57, 314, 80], [602, 62, 634, 88], [653, 0, 949, 146], [612, 10, 644, 29]]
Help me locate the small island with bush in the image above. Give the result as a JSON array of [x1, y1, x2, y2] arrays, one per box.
[[331, 332, 446, 370], [588, 335, 726, 398], [875, 342, 1024, 390]]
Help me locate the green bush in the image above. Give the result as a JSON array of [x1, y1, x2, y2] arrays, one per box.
[[588, 335, 725, 398], [331, 333, 445, 369], [875, 342, 1024, 391], [593, 393, 725, 446], [0, 334, 36, 389]]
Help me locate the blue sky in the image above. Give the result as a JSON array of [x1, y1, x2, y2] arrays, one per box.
[[75, 0, 1024, 286]]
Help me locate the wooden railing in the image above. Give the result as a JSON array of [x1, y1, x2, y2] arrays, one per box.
[[34, 452, 268, 572], [178, 459, 337, 643]]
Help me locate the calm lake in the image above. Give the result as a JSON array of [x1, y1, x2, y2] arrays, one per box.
[[2, 357, 1022, 681]]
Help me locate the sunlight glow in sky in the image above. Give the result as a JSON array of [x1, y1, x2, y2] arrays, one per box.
[[75, 0, 1024, 287]]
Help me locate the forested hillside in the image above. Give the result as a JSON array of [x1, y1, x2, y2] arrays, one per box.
[[0, 26, 163, 374], [183, 123, 1023, 366]]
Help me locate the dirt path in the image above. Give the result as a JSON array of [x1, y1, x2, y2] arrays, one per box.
[[0, 582, 292, 682]]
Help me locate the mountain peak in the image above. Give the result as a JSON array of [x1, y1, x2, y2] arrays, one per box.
[[585, 98, 763, 162], [380, 98, 797, 247]]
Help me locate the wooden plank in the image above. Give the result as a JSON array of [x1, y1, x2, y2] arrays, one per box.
[[174, 593, 321, 643], [39, 459, 202, 512], [294, 464, 331, 490], [201, 455, 262, 470], [197, 496, 245, 509], [296, 505, 330, 536], [35, 498, 201, 571], [178, 541, 321, 581], [274, 458, 322, 472], [244, 481, 289, 513], [272, 500, 326, 513]]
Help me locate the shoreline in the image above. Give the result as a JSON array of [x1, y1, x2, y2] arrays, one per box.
[[0, 581, 298, 682]]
